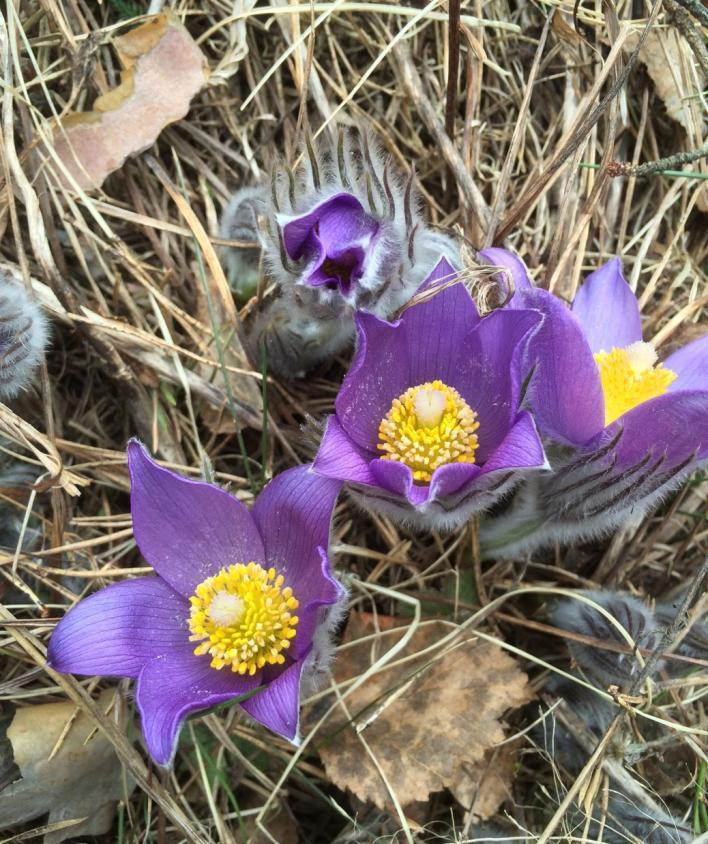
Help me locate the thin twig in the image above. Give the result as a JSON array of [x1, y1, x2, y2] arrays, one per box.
[[606, 142, 708, 178], [669, 0, 708, 26], [444, 0, 461, 140]]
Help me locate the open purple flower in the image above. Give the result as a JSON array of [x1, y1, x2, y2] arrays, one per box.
[[480, 248, 708, 546], [311, 257, 547, 530], [47, 442, 344, 766]]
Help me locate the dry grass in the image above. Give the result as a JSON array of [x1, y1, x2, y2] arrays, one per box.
[[0, 0, 706, 841]]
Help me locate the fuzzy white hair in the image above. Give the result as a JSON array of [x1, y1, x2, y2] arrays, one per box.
[[0, 277, 48, 400], [548, 590, 663, 687], [218, 185, 265, 301], [299, 582, 349, 698], [346, 466, 533, 534], [480, 437, 705, 558]]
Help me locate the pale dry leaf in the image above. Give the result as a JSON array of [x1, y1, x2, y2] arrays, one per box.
[[0, 689, 134, 844], [551, 10, 584, 46], [622, 28, 705, 135], [47, 14, 208, 190], [313, 613, 532, 811], [450, 740, 520, 818], [622, 27, 707, 212]]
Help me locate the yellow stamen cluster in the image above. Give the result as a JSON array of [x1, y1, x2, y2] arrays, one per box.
[[377, 380, 480, 483], [594, 341, 677, 426], [188, 562, 299, 675]]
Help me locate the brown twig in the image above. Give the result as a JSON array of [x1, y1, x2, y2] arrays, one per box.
[[607, 142, 708, 178], [669, 0, 708, 26], [444, 0, 461, 140]]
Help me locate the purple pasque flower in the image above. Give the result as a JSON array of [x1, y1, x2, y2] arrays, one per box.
[[311, 257, 547, 531], [480, 248, 708, 544], [268, 130, 459, 314], [47, 442, 344, 766], [281, 192, 380, 298], [229, 128, 460, 378]]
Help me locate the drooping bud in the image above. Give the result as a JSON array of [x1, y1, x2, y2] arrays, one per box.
[[548, 590, 663, 687], [0, 274, 48, 400], [219, 186, 264, 301]]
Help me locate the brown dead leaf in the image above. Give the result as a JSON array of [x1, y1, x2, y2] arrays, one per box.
[[619, 28, 707, 211], [551, 10, 584, 46], [312, 613, 531, 812], [622, 29, 705, 135], [450, 740, 520, 817], [0, 689, 134, 843], [47, 14, 208, 190]]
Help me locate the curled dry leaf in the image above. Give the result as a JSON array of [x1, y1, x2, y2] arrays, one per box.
[[0, 689, 134, 844], [621, 29, 705, 135], [47, 14, 208, 191], [311, 613, 532, 813]]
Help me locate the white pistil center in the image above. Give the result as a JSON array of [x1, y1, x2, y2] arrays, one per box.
[[413, 388, 447, 428], [624, 340, 658, 374], [207, 590, 246, 627]]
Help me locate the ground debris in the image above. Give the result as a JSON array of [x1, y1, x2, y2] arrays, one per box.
[[313, 613, 531, 813]]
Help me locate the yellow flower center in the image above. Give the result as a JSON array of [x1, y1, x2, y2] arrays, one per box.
[[188, 563, 299, 675], [594, 341, 677, 426], [377, 380, 480, 483]]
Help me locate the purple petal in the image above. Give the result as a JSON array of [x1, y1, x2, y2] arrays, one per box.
[[370, 458, 429, 505], [605, 390, 708, 468], [400, 257, 482, 382], [313, 415, 378, 484], [128, 441, 265, 598], [663, 335, 708, 393], [520, 289, 605, 446], [335, 312, 413, 450], [307, 244, 366, 293], [282, 193, 378, 261], [478, 247, 533, 302], [252, 465, 342, 657], [47, 577, 188, 679], [336, 258, 480, 449], [136, 646, 263, 766], [428, 462, 481, 501], [429, 411, 545, 499], [478, 410, 547, 474], [454, 308, 542, 460], [572, 259, 642, 353], [240, 659, 305, 742]]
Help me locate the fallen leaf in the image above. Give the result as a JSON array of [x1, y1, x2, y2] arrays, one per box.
[[0, 689, 134, 843], [311, 613, 531, 812], [450, 740, 520, 817], [621, 28, 705, 135], [47, 14, 208, 190], [552, 10, 584, 46], [619, 28, 707, 211]]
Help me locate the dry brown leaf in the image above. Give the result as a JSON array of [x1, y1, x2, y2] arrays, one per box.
[[622, 29, 705, 135], [47, 14, 208, 190], [551, 10, 584, 46], [0, 689, 134, 843], [450, 740, 520, 817], [312, 613, 531, 812]]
